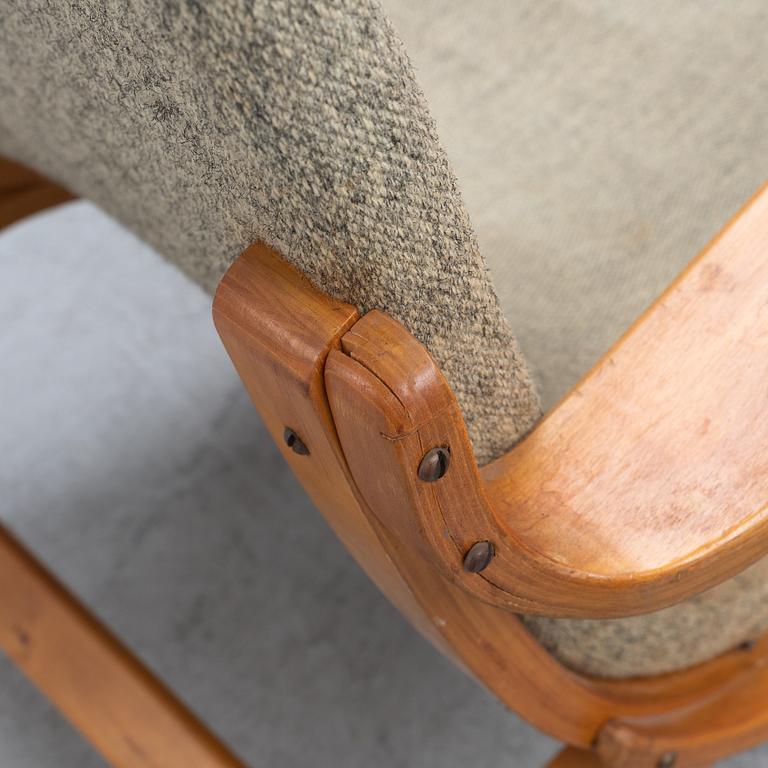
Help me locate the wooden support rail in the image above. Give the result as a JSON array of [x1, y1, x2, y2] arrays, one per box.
[[0, 524, 246, 767], [0, 156, 243, 766]]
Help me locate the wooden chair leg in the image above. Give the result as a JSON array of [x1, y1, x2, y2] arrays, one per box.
[[0, 156, 74, 229], [546, 746, 603, 767], [0, 523, 246, 767], [547, 743, 718, 768]]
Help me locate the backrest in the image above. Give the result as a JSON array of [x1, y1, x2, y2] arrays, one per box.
[[0, 0, 539, 464]]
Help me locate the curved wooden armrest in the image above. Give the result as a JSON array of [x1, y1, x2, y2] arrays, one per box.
[[214, 230, 768, 765], [326, 183, 768, 618]]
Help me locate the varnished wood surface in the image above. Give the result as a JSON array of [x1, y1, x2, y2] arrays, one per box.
[[0, 157, 73, 229], [597, 652, 768, 767], [0, 523, 246, 767], [6, 151, 768, 763], [485, 184, 768, 603], [324, 186, 768, 618], [4, 154, 767, 763], [0, 156, 42, 190], [214, 242, 768, 766], [213, 245, 617, 744], [212, 244, 463, 659], [546, 747, 605, 768]]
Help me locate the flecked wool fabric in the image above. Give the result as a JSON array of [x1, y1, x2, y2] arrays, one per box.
[[386, 0, 768, 410], [0, 0, 539, 467]]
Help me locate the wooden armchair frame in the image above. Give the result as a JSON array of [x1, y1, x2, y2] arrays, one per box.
[[2, 156, 768, 767]]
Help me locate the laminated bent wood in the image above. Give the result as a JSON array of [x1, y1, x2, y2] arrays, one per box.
[[3, 158, 768, 766], [211, 189, 768, 766]]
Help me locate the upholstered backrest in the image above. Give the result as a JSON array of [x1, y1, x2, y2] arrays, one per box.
[[0, 0, 539, 464]]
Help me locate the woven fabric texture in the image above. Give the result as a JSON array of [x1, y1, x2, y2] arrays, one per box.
[[385, 0, 768, 678], [0, 0, 539, 467], [386, 0, 768, 411]]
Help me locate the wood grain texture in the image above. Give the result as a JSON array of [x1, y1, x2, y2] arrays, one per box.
[[0, 523, 246, 768], [0, 156, 74, 229], [597, 658, 768, 768], [212, 243, 455, 653], [214, 241, 768, 766], [324, 185, 768, 618], [5, 148, 767, 765], [484, 183, 768, 605], [546, 747, 605, 768], [212, 244, 621, 745]]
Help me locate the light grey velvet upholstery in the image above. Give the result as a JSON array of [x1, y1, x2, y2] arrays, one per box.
[[1, 0, 767, 679]]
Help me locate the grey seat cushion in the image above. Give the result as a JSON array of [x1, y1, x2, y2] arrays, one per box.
[[2, 0, 767, 679], [384, 0, 768, 677], [386, 0, 768, 410]]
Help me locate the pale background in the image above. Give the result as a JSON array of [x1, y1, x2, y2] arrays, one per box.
[[0, 202, 763, 766]]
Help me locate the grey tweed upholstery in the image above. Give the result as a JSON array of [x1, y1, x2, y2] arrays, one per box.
[[1, 0, 767, 678], [0, 0, 538, 467]]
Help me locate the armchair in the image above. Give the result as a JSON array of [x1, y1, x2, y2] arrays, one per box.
[[1, 1, 767, 765]]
